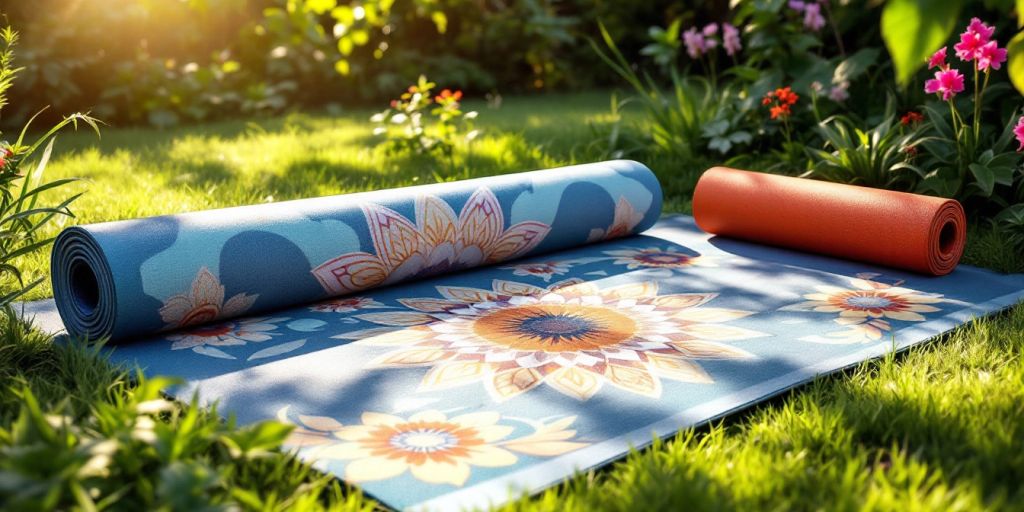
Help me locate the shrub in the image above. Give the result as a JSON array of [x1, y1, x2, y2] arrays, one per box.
[[370, 75, 480, 171], [807, 106, 929, 189], [0, 25, 99, 309]]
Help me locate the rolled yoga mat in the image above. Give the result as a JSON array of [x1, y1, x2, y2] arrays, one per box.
[[51, 160, 662, 341], [692, 167, 966, 276]]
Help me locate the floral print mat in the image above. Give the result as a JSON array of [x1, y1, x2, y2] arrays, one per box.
[[28, 214, 1024, 511]]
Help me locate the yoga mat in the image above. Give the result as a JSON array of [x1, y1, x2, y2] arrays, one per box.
[[692, 167, 966, 275], [32, 162, 1024, 510], [50, 160, 662, 342], [28, 214, 1024, 511]]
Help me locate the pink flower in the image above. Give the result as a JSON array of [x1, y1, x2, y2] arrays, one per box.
[[976, 41, 1007, 72], [924, 68, 965, 101], [1014, 116, 1024, 152], [683, 27, 706, 58], [788, 0, 806, 10], [828, 81, 850, 102], [702, 23, 718, 37], [967, 17, 995, 43], [954, 18, 995, 62], [803, 3, 826, 31], [722, 23, 742, 56], [928, 47, 947, 70]]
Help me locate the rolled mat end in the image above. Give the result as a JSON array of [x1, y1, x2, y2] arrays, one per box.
[[51, 227, 117, 340], [929, 199, 966, 276]]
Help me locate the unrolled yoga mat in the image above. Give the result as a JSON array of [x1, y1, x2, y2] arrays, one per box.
[[693, 167, 966, 275], [33, 163, 1024, 511]]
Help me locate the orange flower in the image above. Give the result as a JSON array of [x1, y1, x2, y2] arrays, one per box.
[[769, 104, 791, 120], [764, 86, 798, 120], [774, 87, 799, 105], [435, 89, 463, 103]]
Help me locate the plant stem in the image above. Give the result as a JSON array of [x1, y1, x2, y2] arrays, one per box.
[[823, 1, 846, 57], [973, 66, 981, 142]]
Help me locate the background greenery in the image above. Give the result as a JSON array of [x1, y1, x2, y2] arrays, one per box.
[[4, 0, 1024, 509]]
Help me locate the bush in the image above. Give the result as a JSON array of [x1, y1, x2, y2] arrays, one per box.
[[0, 25, 98, 309]]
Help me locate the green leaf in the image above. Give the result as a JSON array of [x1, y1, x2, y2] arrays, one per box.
[[969, 163, 996, 196], [881, 0, 962, 86], [1007, 31, 1024, 96], [833, 48, 880, 84]]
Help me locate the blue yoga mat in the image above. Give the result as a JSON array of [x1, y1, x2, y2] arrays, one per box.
[[38, 161, 1024, 511], [51, 160, 661, 341]]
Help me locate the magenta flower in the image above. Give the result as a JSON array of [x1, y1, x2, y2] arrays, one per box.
[[954, 18, 995, 62], [928, 47, 947, 70], [1014, 116, 1024, 153], [702, 23, 719, 37], [788, 0, 806, 10], [682, 27, 706, 58], [803, 3, 826, 31], [924, 69, 965, 101], [967, 17, 995, 43], [976, 41, 1007, 72], [722, 23, 742, 56]]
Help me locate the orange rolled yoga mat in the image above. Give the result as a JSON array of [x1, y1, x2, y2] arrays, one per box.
[[692, 167, 966, 276]]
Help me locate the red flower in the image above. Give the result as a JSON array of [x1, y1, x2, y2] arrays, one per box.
[[769, 104, 791, 120], [0, 148, 11, 168], [389, 99, 399, 108], [764, 86, 798, 120], [900, 111, 924, 126], [904, 145, 918, 157], [774, 87, 799, 106]]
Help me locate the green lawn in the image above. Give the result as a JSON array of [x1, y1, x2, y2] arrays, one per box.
[[3, 92, 1024, 510]]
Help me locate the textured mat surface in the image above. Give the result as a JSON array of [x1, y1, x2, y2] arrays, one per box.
[[27, 214, 1024, 511]]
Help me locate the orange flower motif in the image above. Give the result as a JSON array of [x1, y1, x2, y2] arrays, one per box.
[[341, 279, 766, 401], [278, 407, 587, 487], [311, 188, 550, 295], [784, 274, 948, 343], [159, 267, 257, 329]]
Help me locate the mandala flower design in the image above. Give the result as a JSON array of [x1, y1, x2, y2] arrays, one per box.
[[312, 188, 551, 295], [501, 261, 571, 282], [309, 296, 387, 313], [784, 273, 947, 343], [604, 247, 715, 270], [159, 267, 257, 329], [341, 279, 767, 401], [587, 196, 646, 243], [168, 316, 287, 357], [278, 407, 586, 487]]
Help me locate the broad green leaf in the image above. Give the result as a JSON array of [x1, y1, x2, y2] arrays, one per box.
[[881, 0, 962, 86], [969, 163, 996, 196], [1007, 31, 1024, 96], [833, 48, 880, 83]]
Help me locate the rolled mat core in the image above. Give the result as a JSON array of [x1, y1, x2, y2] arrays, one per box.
[[692, 167, 966, 276]]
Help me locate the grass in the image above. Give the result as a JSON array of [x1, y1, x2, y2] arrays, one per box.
[[3, 91, 1024, 510]]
